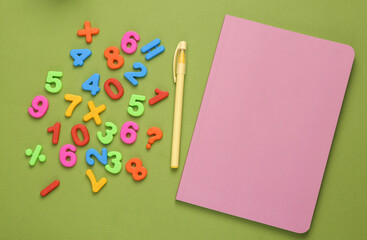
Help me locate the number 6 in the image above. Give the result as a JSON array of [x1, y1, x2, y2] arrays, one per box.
[[120, 121, 139, 144], [121, 31, 140, 54], [59, 144, 77, 167]]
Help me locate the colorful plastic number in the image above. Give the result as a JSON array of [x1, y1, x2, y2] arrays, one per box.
[[120, 121, 139, 144], [141, 38, 165, 60], [97, 122, 118, 145], [86, 148, 108, 166], [64, 94, 83, 117], [104, 46, 124, 70], [47, 122, 61, 145], [83, 101, 106, 126], [121, 31, 140, 54], [70, 49, 92, 66], [126, 158, 147, 181], [45, 71, 63, 93], [59, 144, 77, 167], [77, 20, 99, 43], [124, 62, 147, 86], [86, 169, 107, 193], [105, 151, 122, 174], [104, 78, 124, 100], [149, 88, 169, 105], [127, 95, 146, 117], [28, 95, 49, 118], [71, 124, 90, 146], [82, 73, 100, 96]]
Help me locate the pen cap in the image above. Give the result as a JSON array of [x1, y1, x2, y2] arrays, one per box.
[[173, 41, 187, 82]]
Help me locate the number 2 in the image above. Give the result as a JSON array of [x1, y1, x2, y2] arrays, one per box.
[[127, 95, 146, 117], [124, 62, 147, 86]]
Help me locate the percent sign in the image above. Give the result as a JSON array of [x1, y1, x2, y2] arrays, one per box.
[[25, 145, 46, 167]]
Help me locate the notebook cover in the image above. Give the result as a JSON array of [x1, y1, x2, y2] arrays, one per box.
[[176, 15, 354, 233]]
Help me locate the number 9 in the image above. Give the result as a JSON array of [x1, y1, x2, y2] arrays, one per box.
[[28, 95, 49, 118], [121, 31, 140, 54]]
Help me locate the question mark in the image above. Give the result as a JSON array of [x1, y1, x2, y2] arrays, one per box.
[[146, 127, 163, 149]]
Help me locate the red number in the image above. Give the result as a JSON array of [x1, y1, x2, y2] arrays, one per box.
[[47, 122, 61, 144], [104, 78, 124, 100], [71, 124, 90, 146]]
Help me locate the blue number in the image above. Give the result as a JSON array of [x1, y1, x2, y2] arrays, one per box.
[[70, 49, 92, 67], [82, 73, 100, 96], [123, 62, 147, 86], [86, 148, 107, 166]]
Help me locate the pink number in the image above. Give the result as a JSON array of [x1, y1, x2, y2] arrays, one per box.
[[59, 144, 77, 167], [121, 31, 140, 54], [28, 95, 49, 118], [120, 121, 139, 144]]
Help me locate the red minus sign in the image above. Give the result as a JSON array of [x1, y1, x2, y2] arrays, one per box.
[[40, 180, 60, 197]]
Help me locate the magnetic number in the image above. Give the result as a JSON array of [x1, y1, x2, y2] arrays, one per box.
[[121, 31, 140, 54], [123, 62, 147, 86], [45, 71, 63, 93], [126, 158, 147, 181], [127, 94, 146, 117], [47, 122, 61, 145], [104, 46, 124, 70], [28, 95, 49, 118], [120, 121, 139, 144], [97, 122, 118, 145], [105, 151, 122, 174], [86, 169, 107, 193], [70, 49, 92, 67], [86, 148, 108, 166], [59, 144, 77, 167], [71, 124, 90, 146], [64, 94, 82, 117], [104, 78, 124, 100], [82, 73, 100, 96]]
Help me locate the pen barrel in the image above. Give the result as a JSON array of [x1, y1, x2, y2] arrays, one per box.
[[171, 74, 185, 168]]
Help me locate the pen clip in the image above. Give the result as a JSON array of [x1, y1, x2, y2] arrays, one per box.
[[173, 43, 180, 83]]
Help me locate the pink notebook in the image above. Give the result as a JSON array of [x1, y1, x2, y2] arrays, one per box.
[[176, 15, 354, 233]]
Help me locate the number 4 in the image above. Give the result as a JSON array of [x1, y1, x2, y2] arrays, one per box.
[[127, 95, 146, 117], [82, 73, 100, 96]]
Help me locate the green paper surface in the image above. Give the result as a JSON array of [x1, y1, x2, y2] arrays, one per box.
[[0, 0, 366, 239]]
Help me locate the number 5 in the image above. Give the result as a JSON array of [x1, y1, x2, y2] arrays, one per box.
[[45, 71, 63, 93], [127, 95, 146, 117]]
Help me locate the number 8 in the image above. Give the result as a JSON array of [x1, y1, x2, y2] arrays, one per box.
[[121, 31, 140, 54]]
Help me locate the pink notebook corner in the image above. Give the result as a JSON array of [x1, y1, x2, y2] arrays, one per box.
[[176, 15, 354, 233]]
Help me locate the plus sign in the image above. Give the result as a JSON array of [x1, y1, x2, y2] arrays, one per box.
[[77, 21, 99, 43]]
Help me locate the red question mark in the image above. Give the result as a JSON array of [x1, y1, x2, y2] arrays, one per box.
[[146, 127, 163, 149]]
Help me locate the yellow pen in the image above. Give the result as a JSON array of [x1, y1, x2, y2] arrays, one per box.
[[171, 41, 187, 168]]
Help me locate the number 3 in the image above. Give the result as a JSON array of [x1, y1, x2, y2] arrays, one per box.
[[127, 94, 146, 117], [105, 151, 122, 174], [45, 71, 63, 93], [97, 122, 118, 145]]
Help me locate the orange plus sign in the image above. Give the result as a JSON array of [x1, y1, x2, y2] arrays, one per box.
[[77, 21, 99, 43], [83, 101, 106, 125]]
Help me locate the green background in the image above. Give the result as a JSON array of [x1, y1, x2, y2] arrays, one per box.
[[0, 0, 366, 239]]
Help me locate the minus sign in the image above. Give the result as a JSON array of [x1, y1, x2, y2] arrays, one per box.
[[40, 180, 60, 197]]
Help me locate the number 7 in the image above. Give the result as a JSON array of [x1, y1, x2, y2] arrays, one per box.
[[64, 94, 83, 117]]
